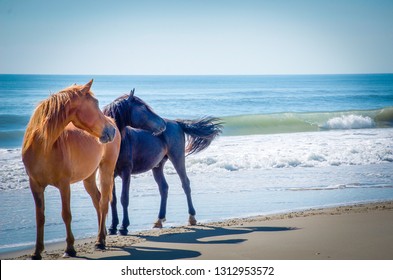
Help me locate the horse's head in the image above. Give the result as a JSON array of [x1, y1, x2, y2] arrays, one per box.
[[127, 89, 166, 135], [70, 80, 116, 143], [104, 89, 166, 135]]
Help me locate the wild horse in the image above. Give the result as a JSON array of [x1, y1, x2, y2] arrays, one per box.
[[103, 89, 222, 235], [22, 80, 120, 259]]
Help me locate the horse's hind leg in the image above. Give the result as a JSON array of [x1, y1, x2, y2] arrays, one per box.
[[30, 178, 46, 260], [169, 154, 197, 226], [59, 183, 76, 257], [152, 159, 169, 228]]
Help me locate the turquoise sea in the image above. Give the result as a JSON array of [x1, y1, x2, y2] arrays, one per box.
[[0, 74, 393, 255]]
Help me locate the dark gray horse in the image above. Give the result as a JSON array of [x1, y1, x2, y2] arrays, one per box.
[[103, 90, 223, 235]]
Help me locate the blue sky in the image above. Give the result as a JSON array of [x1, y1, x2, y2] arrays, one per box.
[[1, 0, 392, 75]]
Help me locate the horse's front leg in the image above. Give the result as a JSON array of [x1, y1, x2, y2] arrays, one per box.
[[119, 170, 131, 235], [30, 178, 46, 260], [108, 180, 119, 235], [83, 170, 101, 227], [59, 183, 76, 257], [95, 166, 115, 250]]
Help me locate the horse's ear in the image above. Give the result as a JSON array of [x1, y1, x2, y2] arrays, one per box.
[[81, 79, 93, 95], [128, 88, 135, 101]]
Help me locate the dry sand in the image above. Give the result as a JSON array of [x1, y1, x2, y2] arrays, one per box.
[[3, 201, 393, 260]]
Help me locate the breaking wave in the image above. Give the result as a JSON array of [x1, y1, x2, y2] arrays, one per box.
[[222, 107, 393, 136]]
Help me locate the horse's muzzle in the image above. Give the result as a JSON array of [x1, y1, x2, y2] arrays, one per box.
[[99, 125, 116, 143]]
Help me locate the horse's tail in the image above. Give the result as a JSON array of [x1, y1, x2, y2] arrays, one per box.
[[176, 117, 223, 155]]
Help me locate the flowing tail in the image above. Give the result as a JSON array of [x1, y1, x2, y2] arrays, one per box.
[[176, 117, 223, 155]]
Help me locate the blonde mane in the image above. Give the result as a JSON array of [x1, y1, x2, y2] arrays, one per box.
[[22, 85, 92, 154]]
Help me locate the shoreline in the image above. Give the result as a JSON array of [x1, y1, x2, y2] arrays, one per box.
[[2, 201, 393, 260]]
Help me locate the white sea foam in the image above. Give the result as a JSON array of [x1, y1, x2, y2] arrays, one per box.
[[178, 128, 393, 174], [1, 128, 393, 191], [321, 115, 376, 130], [0, 149, 27, 190]]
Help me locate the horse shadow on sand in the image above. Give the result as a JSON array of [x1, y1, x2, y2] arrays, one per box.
[[92, 225, 297, 260]]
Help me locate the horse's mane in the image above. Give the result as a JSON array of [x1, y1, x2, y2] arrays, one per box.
[[102, 94, 154, 132], [22, 85, 92, 154], [102, 95, 130, 132]]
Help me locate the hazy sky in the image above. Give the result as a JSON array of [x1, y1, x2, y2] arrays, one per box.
[[1, 0, 392, 75]]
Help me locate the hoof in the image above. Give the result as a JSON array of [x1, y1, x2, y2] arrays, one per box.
[[189, 215, 197, 226], [108, 227, 118, 235], [153, 221, 163, 229], [63, 248, 77, 258], [153, 218, 166, 229], [95, 243, 106, 251], [118, 228, 128, 236], [31, 253, 42, 260]]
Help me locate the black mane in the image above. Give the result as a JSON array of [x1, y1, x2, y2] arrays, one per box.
[[102, 94, 155, 132]]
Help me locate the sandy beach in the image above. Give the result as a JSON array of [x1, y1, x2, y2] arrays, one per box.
[[2, 201, 392, 260]]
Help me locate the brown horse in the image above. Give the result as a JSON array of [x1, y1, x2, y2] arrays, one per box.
[[22, 80, 120, 260]]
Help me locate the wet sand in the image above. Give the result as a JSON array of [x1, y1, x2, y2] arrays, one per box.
[[2, 201, 393, 260]]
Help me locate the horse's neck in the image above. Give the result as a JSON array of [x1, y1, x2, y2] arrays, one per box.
[[36, 114, 72, 153]]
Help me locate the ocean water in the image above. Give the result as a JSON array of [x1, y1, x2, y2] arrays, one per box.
[[0, 74, 393, 255]]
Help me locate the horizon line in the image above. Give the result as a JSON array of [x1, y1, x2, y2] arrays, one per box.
[[1, 72, 393, 76]]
